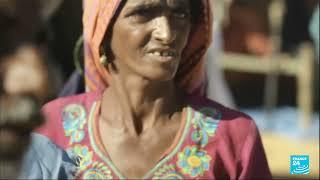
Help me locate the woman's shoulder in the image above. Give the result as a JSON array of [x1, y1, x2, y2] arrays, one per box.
[[37, 91, 102, 148], [186, 94, 258, 141], [186, 95, 271, 179], [186, 94, 253, 122], [41, 91, 102, 123], [42, 91, 102, 112]]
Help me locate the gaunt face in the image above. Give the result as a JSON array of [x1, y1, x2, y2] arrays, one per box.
[[109, 0, 192, 81]]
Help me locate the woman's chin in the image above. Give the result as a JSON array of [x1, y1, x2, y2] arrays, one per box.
[[141, 70, 177, 82], [133, 64, 178, 82]]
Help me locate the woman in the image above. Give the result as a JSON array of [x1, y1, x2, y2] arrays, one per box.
[[22, 0, 271, 179]]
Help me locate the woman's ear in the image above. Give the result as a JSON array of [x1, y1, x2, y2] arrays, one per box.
[[99, 47, 107, 66], [100, 41, 118, 73], [99, 0, 126, 72]]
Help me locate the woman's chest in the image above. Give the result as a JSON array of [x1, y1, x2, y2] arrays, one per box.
[[70, 140, 219, 180], [99, 125, 180, 178], [60, 103, 224, 179]]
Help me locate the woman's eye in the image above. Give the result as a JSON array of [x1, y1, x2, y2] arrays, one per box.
[[136, 9, 149, 16], [131, 9, 154, 20]]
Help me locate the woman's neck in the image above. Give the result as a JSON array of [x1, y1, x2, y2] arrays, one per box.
[[101, 73, 184, 136]]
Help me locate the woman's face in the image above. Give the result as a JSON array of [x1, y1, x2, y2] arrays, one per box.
[[109, 0, 192, 81]]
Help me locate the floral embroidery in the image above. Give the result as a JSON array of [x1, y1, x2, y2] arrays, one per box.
[[200, 107, 222, 120], [62, 104, 87, 144], [69, 144, 93, 171], [152, 164, 185, 179], [177, 146, 211, 177], [82, 162, 113, 179], [191, 107, 221, 147]]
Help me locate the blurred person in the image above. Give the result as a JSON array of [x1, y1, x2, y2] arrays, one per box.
[[0, 46, 45, 179], [220, 0, 273, 107], [22, 0, 271, 179], [0, 0, 62, 178], [223, 0, 272, 56]]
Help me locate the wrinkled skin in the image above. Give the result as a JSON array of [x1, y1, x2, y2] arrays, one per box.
[[108, 0, 191, 81], [99, 0, 193, 178]]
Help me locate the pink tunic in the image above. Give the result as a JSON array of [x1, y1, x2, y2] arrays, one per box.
[[38, 91, 272, 179]]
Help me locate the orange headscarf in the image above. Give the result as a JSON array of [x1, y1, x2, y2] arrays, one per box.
[[83, 0, 212, 96]]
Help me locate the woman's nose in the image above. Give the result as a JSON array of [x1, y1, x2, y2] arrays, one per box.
[[152, 16, 176, 44]]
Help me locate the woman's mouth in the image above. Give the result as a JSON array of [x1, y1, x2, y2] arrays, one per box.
[[147, 49, 177, 62]]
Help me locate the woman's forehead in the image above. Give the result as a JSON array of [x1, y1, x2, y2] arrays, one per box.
[[124, 0, 190, 9]]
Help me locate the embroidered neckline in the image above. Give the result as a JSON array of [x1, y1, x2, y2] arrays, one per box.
[[88, 101, 192, 179]]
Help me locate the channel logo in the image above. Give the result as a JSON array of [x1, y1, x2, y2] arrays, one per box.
[[290, 155, 310, 175]]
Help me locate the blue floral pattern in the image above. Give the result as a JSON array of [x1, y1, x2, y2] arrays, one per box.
[[62, 104, 87, 144], [68, 144, 93, 171], [177, 146, 211, 177], [191, 107, 221, 147]]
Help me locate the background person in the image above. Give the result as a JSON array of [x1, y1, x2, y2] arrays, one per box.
[[0, 0, 62, 178]]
